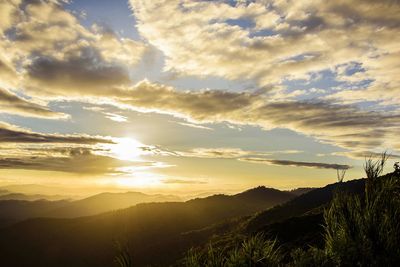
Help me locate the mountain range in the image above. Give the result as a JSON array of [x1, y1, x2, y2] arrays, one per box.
[[0, 179, 368, 266], [0, 186, 296, 266]]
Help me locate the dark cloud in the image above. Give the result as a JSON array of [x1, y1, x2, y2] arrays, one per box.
[[0, 87, 67, 118], [0, 123, 113, 144], [240, 157, 351, 170], [251, 101, 400, 149], [26, 47, 131, 96], [0, 148, 153, 174], [118, 81, 257, 121], [0, 158, 36, 168]]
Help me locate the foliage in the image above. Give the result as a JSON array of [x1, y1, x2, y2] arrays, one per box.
[[114, 242, 133, 267], [289, 247, 333, 267], [324, 153, 400, 266], [185, 233, 282, 267]]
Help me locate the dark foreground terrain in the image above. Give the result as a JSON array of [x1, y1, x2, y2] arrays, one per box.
[[0, 158, 398, 266]]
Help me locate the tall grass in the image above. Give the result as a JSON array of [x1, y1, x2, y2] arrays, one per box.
[[185, 233, 282, 267], [324, 153, 400, 266], [114, 241, 133, 267]]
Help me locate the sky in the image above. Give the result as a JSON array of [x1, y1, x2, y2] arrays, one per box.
[[0, 0, 399, 197]]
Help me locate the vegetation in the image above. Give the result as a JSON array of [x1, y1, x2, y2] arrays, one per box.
[[323, 153, 400, 266], [185, 234, 282, 267], [114, 242, 133, 267], [184, 154, 400, 266]]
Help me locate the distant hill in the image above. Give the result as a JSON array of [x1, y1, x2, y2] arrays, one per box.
[[286, 187, 315, 196], [0, 186, 294, 267], [246, 179, 365, 233], [45, 191, 182, 218], [0, 191, 183, 226], [0, 199, 69, 227], [0, 184, 68, 196], [0, 193, 68, 201]]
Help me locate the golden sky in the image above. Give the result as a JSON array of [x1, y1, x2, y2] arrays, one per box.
[[0, 0, 399, 196]]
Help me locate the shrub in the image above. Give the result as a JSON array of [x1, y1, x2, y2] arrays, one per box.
[[324, 153, 400, 266], [185, 234, 281, 267]]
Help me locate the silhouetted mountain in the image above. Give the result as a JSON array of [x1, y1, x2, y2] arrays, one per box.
[[235, 186, 295, 202], [246, 178, 365, 232], [0, 189, 9, 195], [0, 186, 293, 267], [0, 191, 182, 226], [0, 193, 68, 201], [45, 191, 182, 218], [0, 184, 68, 196], [0, 199, 69, 227], [287, 187, 316, 196], [0, 180, 369, 266]]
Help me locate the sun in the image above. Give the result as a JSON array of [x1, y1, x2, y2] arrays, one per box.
[[109, 137, 144, 161]]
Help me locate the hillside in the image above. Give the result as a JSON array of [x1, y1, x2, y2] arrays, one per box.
[[0, 187, 294, 267], [175, 178, 367, 264], [0, 193, 68, 201], [0, 199, 69, 227], [0, 191, 182, 227], [246, 178, 365, 232], [45, 191, 182, 218]]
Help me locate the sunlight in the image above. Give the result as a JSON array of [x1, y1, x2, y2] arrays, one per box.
[[108, 137, 144, 161], [116, 173, 163, 188]]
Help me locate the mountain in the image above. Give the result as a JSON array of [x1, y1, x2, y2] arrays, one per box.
[[176, 178, 367, 263], [246, 179, 365, 233], [0, 184, 68, 196], [0, 191, 182, 226], [0, 199, 70, 227], [0, 193, 68, 201], [0, 186, 294, 267], [45, 191, 182, 218], [0, 189, 9, 195], [287, 187, 316, 196]]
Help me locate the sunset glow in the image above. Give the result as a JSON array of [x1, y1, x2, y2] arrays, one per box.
[[0, 1, 399, 266], [0, 0, 398, 198], [108, 137, 144, 161]]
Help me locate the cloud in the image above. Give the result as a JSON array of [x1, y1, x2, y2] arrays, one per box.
[[178, 147, 270, 159], [0, 87, 67, 119], [83, 106, 128, 123], [0, 0, 146, 101], [115, 80, 258, 122], [0, 0, 397, 165], [333, 151, 400, 160], [25, 46, 132, 97], [0, 125, 171, 175], [0, 147, 156, 174], [175, 121, 213, 131], [179, 148, 260, 158], [112, 81, 400, 153], [0, 0, 20, 33], [0, 57, 18, 88], [0, 122, 113, 144], [130, 0, 400, 93], [239, 157, 351, 170], [169, 147, 302, 159], [103, 112, 128, 123]]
